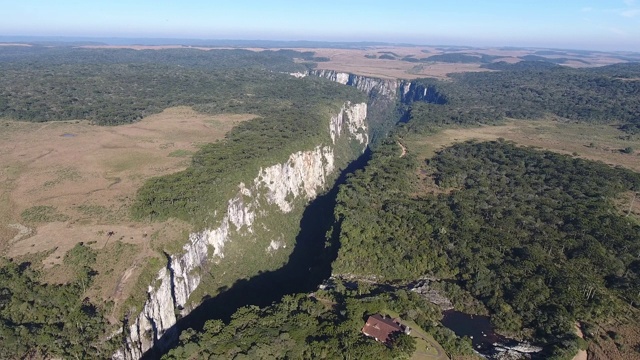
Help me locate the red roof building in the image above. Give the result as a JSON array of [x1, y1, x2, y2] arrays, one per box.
[[361, 314, 410, 345]]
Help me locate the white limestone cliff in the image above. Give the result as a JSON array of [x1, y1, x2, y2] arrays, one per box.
[[114, 101, 368, 360], [309, 69, 442, 106], [309, 69, 398, 98], [329, 102, 368, 148]]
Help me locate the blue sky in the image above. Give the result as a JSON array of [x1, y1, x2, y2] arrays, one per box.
[[1, 0, 639, 51]]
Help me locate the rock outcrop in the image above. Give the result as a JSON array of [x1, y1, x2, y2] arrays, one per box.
[[114, 101, 368, 360], [309, 69, 398, 99], [308, 69, 447, 105]]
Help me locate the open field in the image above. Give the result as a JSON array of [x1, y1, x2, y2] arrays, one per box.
[[409, 326, 451, 360], [72, 44, 630, 80], [292, 46, 627, 79], [405, 119, 640, 172], [297, 47, 490, 80], [0, 107, 253, 313]]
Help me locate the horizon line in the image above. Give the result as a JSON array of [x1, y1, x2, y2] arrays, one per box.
[[1, 35, 639, 54]]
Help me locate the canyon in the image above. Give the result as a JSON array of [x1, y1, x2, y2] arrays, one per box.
[[115, 103, 369, 359], [115, 70, 438, 359]]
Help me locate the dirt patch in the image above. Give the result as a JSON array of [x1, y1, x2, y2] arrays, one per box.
[[398, 141, 407, 157], [573, 322, 588, 360], [587, 315, 640, 360], [8, 223, 32, 244]]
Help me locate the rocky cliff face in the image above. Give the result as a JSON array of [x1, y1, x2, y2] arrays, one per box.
[[309, 70, 398, 99], [308, 69, 447, 105], [114, 101, 368, 360], [308, 69, 448, 142]]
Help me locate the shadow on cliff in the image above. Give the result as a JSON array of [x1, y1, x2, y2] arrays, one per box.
[[142, 149, 372, 359]]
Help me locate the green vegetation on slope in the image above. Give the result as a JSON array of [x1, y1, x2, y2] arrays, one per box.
[[333, 139, 640, 359], [0, 244, 112, 359], [1, 46, 370, 356], [131, 75, 365, 227], [163, 285, 472, 360]]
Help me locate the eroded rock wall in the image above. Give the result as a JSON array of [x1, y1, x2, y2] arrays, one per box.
[[310, 69, 446, 105], [114, 101, 368, 360]]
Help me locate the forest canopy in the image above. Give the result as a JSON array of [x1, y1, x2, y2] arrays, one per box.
[[333, 139, 640, 358], [401, 62, 640, 135], [0, 47, 320, 124]]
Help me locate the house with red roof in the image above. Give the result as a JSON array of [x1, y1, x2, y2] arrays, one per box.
[[361, 314, 411, 345]]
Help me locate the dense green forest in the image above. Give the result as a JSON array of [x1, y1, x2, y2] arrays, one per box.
[[163, 286, 473, 359], [166, 136, 640, 359], [3, 45, 640, 359], [0, 245, 112, 359], [0, 46, 322, 124], [130, 76, 364, 227], [402, 62, 640, 134], [333, 139, 640, 358]]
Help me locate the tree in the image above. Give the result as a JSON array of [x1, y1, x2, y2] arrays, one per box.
[[390, 332, 417, 357]]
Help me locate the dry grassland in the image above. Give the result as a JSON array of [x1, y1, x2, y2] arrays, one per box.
[[0, 107, 253, 309], [75, 44, 627, 80], [288, 46, 625, 79], [406, 120, 640, 171], [297, 46, 492, 80]]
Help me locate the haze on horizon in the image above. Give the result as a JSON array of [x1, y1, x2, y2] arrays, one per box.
[[1, 0, 640, 52]]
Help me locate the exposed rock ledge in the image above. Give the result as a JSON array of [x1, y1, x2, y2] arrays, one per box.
[[304, 69, 448, 105], [114, 101, 368, 360]]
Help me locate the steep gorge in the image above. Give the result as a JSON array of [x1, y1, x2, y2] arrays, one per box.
[[308, 69, 447, 105], [307, 69, 447, 140], [116, 70, 428, 359], [115, 101, 368, 359]]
